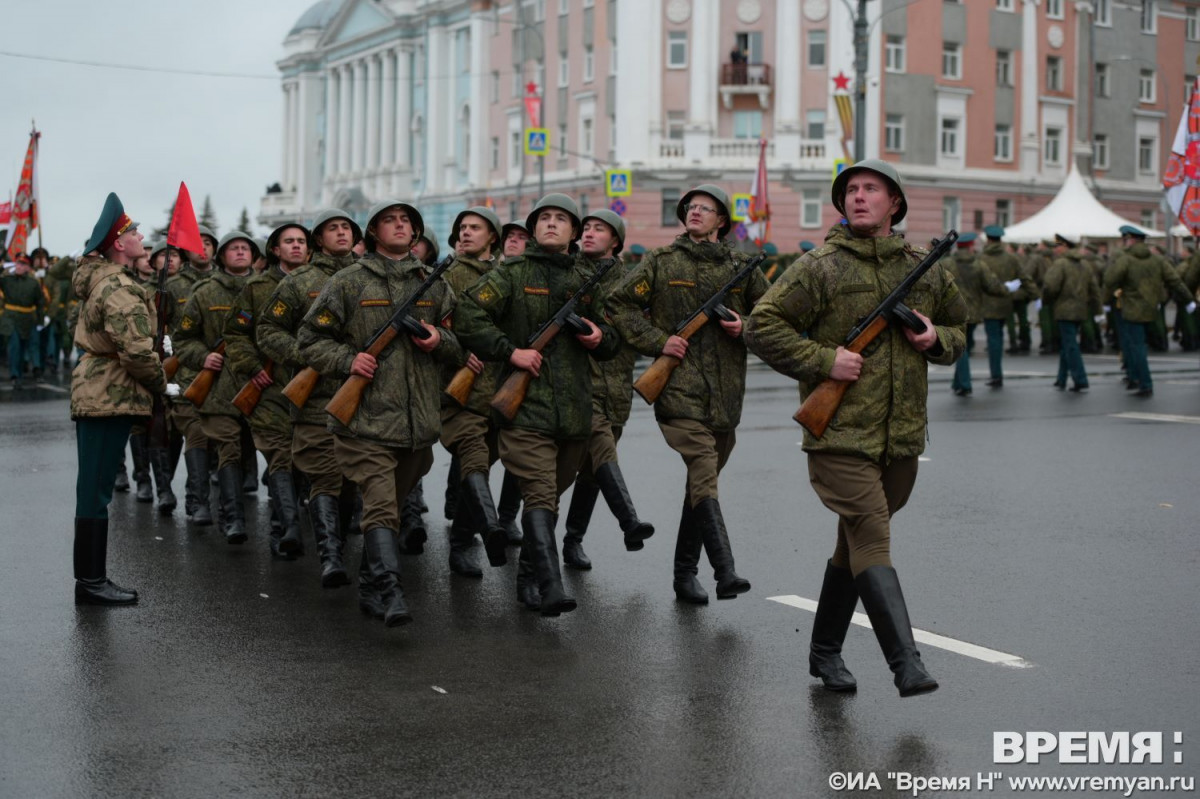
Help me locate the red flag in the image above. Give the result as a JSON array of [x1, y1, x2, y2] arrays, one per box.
[[6, 128, 39, 260], [167, 182, 205, 256], [1163, 76, 1200, 235], [748, 138, 771, 246], [524, 82, 542, 127]]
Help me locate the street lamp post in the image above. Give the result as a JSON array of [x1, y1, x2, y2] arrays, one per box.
[[853, 0, 868, 161]]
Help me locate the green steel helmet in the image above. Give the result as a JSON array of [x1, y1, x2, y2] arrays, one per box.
[[216, 229, 262, 264], [831, 158, 908, 225], [501, 220, 529, 241], [677, 184, 733, 240], [197, 224, 219, 251], [266, 221, 311, 264], [147, 239, 170, 261], [309, 207, 363, 249], [416, 228, 440, 264], [525, 193, 582, 240], [449, 205, 503, 249], [364, 199, 425, 252], [581, 209, 626, 255]]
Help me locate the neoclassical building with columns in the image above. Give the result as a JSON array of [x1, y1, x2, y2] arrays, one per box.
[[261, 0, 1191, 249]]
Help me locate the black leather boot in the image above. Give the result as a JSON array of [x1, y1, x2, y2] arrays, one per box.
[[241, 429, 259, 493], [855, 566, 938, 697], [310, 494, 349, 587], [339, 481, 362, 536], [167, 426, 183, 481], [448, 496, 483, 578], [594, 462, 654, 551], [672, 500, 707, 604], [497, 469, 523, 545], [357, 544, 383, 618], [217, 464, 247, 545], [130, 432, 153, 503], [459, 471, 507, 568], [73, 517, 138, 605], [809, 560, 858, 692], [515, 537, 541, 610], [113, 449, 130, 493], [694, 498, 750, 599], [150, 446, 177, 515], [265, 480, 292, 560], [267, 470, 304, 556], [412, 477, 428, 514], [524, 509, 575, 617], [363, 527, 413, 627], [444, 454, 460, 519], [399, 490, 427, 555], [562, 479, 596, 570], [183, 448, 213, 525]]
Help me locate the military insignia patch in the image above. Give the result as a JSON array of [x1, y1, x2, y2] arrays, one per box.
[[180, 316, 195, 331], [415, 300, 434, 308], [523, 286, 550, 296], [315, 309, 336, 327], [271, 300, 288, 318], [307, 291, 321, 298], [476, 284, 499, 306], [359, 299, 391, 307], [208, 305, 231, 312], [235, 310, 252, 326], [668, 280, 696, 288], [634, 280, 651, 298]]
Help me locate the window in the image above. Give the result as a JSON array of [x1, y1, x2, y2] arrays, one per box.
[[885, 36, 906, 73], [995, 199, 1012, 228], [610, 42, 618, 74], [558, 55, 569, 87], [1044, 126, 1062, 165], [801, 189, 822, 228], [940, 117, 960, 157], [1138, 136, 1156, 173], [491, 70, 500, 103], [662, 189, 681, 226], [995, 124, 1012, 161], [579, 194, 589, 216], [735, 110, 764, 139], [610, 113, 617, 151], [735, 31, 764, 64], [996, 50, 1012, 86], [973, 209, 985, 231], [808, 30, 827, 67], [490, 136, 500, 170], [805, 110, 826, 140], [1094, 133, 1110, 169], [1046, 0, 1063, 19], [534, 59, 545, 90], [559, 0, 568, 14], [527, 0, 546, 22], [1046, 56, 1062, 92], [1140, 209, 1156, 229], [942, 43, 961, 80], [885, 114, 905, 152], [558, 122, 568, 158], [510, 130, 522, 164], [509, 200, 519, 222], [667, 110, 686, 140], [581, 116, 594, 154], [1139, 69, 1155, 103], [1095, 0, 1110, 25], [584, 46, 594, 82], [942, 197, 961, 232], [996, 0, 1013, 9], [1189, 8, 1200, 41], [512, 65, 523, 97], [1141, 1, 1155, 33], [1095, 63, 1110, 97], [667, 31, 688, 68]]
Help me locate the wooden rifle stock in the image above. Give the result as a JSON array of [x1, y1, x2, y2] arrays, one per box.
[[282, 366, 320, 409], [631, 310, 712, 404], [324, 326, 400, 426], [231, 359, 273, 416], [489, 322, 561, 421], [163, 355, 180, 380], [444, 364, 478, 406], [792, 315, 889, 437], [183, 341, 226, 407]]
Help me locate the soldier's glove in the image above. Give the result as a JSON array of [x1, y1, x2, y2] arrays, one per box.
[[1093, 314, 1106, 324], [1103, 305, 1111, 313], [1004, 279, 1022, 293], [1187, 302, 1198, 314], [43, 315, 51, 327], [162, 334, 173, 356], [1034, 299, 1043, 311], [165, 383, 181, 398]]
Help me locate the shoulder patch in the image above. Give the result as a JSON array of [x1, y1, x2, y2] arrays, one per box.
[[314, 309, 337, 328], [234, 310, 252, 326], [180, 315, 195, 331], [271, 300, 289, 318], [475, 282, 500, 307], [633, 279, 651, 298]]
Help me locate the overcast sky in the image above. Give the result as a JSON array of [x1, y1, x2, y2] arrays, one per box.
[[2, 0, 308, 254]]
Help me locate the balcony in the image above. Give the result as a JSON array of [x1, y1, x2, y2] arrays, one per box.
[[656, 137, 828, 169], [720, 63, 772, 109]]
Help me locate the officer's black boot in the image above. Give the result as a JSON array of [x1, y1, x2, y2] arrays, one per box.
[[357, 544, 384, 618], [73, 517, 138, 606], [268, 470, 304, 557], [672, 500, 708, 604], [448, 496, 483, 578], [265, 479, 291, 559], [168, 426, 184, 481], [809, 560, 859, 692], [562, 479, 597, 570], [339, 481, 362, 536], [855, 565, 938, 697], [130, 432, 153, 503], [694, 498, 751, 599], [524, 509, 576, 617], [241, 429, 258, 493], [363, 527, 413, 627], [399, 489, 427, 555], [594, 462, 655, 551], [310, 494, 349, 587], [113, 449, 130, 493], [183, 448, 213, 525], [150, 446, 177, 515], [497, 469, 523, 545], [515, 537, 541, 610], [460, 471, 508, 568], [217, 464, 247, 545], [444, 454, 460, 520]]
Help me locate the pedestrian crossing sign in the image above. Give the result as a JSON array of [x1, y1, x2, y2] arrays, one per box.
[[605, 170, 632, 197], [832, 158, 849, 182], [731, 193, 752, 222], [524, 128, 550, 156]]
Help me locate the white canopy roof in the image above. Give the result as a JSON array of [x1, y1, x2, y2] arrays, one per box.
[[1001, 166, 1164, 243]]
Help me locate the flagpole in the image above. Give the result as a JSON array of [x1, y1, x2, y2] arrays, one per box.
[[31, 121, 42, 251]]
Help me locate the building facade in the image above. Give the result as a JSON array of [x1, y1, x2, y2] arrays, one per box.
[[260, 0, 1196, 248]]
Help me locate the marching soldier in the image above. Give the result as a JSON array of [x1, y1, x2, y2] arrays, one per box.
[[501, 221, 531, 259], [945, 233, 1012, 397], [976, 226, 1029, 387], [1, 254, 47, 388], [494, 219, 532, 542], [1042, 233, 1102, 392], [46, 255, 77, 371], [70, 193, 167, 605], [606, 185, 767, 605]]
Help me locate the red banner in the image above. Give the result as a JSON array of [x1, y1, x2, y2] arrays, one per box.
[[6, 129, 39, 260], [167, 182, 206, 256], [1163, 76, 1200, 235]]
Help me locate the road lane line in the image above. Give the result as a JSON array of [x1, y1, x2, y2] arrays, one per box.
[[1110, 412, 1200, 425], [767, 594, 1034, 668]]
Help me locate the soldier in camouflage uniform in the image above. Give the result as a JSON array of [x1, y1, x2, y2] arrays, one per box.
[[299, 200, 463, 627], [745, 160, 966, 697], [494, 221, 532, 543], [71, 193, 168, 605], [945, 233, 1011, 397], [977, 227, 1030, 387], [607, 184, 767, 606], [560, 209, 654, 570], [47, 255, 77, 370], [1, 255, 46, 388], [258, 209, 363, 594], [174, 231, 262, 544], [1104, 225, 1195, 397], [1042, 234, 1102, 392], [501, 221, 531, 259], [225, 222, 310, 559], [456, 194, 621, 617]]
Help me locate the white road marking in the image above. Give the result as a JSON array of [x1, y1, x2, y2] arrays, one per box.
[[1111, 412, 1200, 425], [767, 595, 1034, 668]]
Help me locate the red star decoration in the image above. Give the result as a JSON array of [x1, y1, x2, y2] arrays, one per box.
[[525, 81, 540, 96], [833, 72, 851, 91]]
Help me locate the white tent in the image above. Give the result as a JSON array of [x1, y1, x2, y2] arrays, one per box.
[[1001, 166, 1164, 242]]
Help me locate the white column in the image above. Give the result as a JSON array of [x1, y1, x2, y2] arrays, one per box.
[[365, 54, 381, 175], [685, 0, 717, 160], [396, 49, 412, 170], [381, 49, 396, 170], [326, 69, 340, 183], [616, 0, 659, 163], [1020, 0, 1041, 177], [774, 0, 802, 162], [290, 82, 302, 192], [281, 83, 292, 188], [352, 59, 368, 174], [338, 65, 352, 177], [296, 73, 309, 208], [426, 24, 447, 192], [468, 15, 487, 187]]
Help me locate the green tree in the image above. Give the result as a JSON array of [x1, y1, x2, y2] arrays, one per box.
[[237, 207, 251, 233], [198, 195, 219, 234], [153, 198, 177, 239]]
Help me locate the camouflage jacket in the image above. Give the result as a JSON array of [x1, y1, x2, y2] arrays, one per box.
[[978, 243, 1030, 317], [174, 269, 248, 417], [744, 225, 967, 461], [1103, 243, 1190, 323], [440, 253, 506, 417], [455, 242, 621, 439], [0, 274, 46, 338], [946, 250, 1006, 325], [45, 258, 74, 322], [588, 256, 640, 427], [1042, 251, 1102, 322], [164, 264, 218, 389], [298, 251, 463, 448], [257, 252, 358, 426], [1182, 252, 1200, 295], [223, 264, 291, 434], [69, 259, 166, 419], [605, 235, 768, 432]]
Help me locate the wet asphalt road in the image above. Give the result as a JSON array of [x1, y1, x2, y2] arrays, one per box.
[[1, 351, 1198, 798]]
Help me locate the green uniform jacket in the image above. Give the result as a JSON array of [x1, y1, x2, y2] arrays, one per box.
[[257, 252, 358, 426], [947, 251, 1006, 325], [0, 273, 46, 338], [441, 253, 505, 417], [455, 242, 622, 439], [1103, 243, 1191, 323], [978, 242, 1029, 318], [1042, 251, 1101, 322], [164, 264, 217, 390], [743, 225, 967, 462], [298, 252, 463, 448], [1182, 253, 1200, 294], [223, 264, 291, 435], [589, 256, 640, 427], [174, 270, 248, 418], [69, 259, 166, 419], [605, 235, 768, 432], [48, 257, 75, 323]]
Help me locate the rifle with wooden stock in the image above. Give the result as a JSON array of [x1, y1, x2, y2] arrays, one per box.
[[489, 258, 617, 421], [231, 359, 273, 416], [632, 252, 767, 404], [793, 230, 959, 438], [324, 255, 454, 426], [443, 359, 477, 407], [183, 339, 225, 407]]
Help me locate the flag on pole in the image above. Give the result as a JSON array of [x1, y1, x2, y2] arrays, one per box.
[[0, 195, 12, 254], [1163, 75, 1200, 236], [747, 138, 771, 247], [6, 127, 40, 260], [167, 182, 206, 256]]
